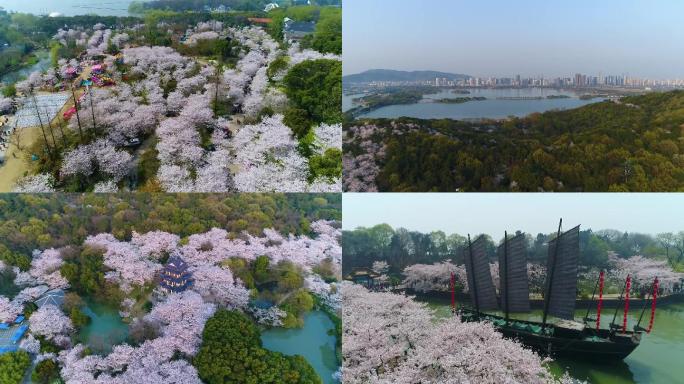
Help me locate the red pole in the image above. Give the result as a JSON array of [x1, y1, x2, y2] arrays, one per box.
[[450, 272, 456, 312], [596, 270, 605, 330], [623, 275, 631, 333], [647, 278, 659, 333]]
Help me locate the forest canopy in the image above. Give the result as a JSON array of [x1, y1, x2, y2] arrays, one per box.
[[0, 194, 341, 271], [343, 90, 684, 192], [194, 310, 321, 384], [342, 224, 684, 275]]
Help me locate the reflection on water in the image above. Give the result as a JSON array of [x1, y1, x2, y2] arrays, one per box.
[[424, 299, 684, 384], [0, 0, 138, 17], [76, 301, 129, 355], [0, 51, 51, 85], [347, 87, 603, 120], [261, 311, 340, 384]]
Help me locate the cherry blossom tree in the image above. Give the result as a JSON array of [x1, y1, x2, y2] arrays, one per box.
[[29, 248, 69, 289], [29, 304, 74, 341], [13, 286, 49, 306], [183, 31, 220, 46], [608, 253, 683, 294], [130, 231, 180, 259], [242, 67, 268, 118], [13, 267, 38, 287], [61, 139, 133, 182], [94, 180, 119, 193], [342, 283, 574, 384], [0, 295, 23, 322], [195, 21, 223, 33], [250, 306, 287, 327], [116, 298, 135, 319], [85, 233, 162, 293], [13, 174, 56, 192], [143, 291, 216, 356], [232, 114, 310, 192], [402, 260, 467, 292], [111, 33, 130, 48], [371, 261, 390, 285], [314, 123, 342, 154], [306, 275, 341, 310], [59, 342, 203, 384], [190, 265, 250, 310], [0, 97, 13, 114], [287, 43, 340, 66], [166, 91, 185, 114], [343, 125, 386, 192], [19, 334, 41, 354]]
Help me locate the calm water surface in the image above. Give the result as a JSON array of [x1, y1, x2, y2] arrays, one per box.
[[0, 0, 140, 16], [76, 300, 129, 354], [425, 299, 684, 384], [348, 88, 604, 120], [0, 50, 51, 85], [261, 311, 340, 384]]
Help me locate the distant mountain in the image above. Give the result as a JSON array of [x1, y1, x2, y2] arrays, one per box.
[[343, 69, 471, 84]]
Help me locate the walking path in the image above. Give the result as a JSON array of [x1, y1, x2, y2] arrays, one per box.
[[0, 67, 92, 191]]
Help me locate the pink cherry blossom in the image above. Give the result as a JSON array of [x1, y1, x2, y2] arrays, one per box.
[[0, 295, 23, 322], [342, 282, 571, 384], [131, 231, 180, 259], [13, 174, 56, 193], [29, 304, 74, 341], [190, 265, 250, 309]]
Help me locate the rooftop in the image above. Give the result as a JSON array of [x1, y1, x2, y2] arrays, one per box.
[[285, 21, 316, 33], [36, 289, 65, 308]]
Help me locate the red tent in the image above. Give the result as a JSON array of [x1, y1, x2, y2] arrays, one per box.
[[64, 107, 77, 120]]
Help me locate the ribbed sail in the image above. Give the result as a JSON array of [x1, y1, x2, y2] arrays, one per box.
[[464, 236, 498, 310], [498, 234, 531, 313], [544, 225, 580, 320]]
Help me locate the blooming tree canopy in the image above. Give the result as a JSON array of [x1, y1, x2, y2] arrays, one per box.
[[0, 295, 23, 322], [29, 304, 74, 341], [342, 283, 575, 384]]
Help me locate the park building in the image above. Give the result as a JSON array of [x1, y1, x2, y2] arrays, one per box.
[[159, 256, 193, 293], [283, 17, 316, 43]]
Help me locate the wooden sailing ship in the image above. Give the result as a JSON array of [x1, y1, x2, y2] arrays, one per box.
[[456, 219, 658, 360]]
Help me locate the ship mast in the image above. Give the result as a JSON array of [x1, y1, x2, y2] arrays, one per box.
[[503, 231, 509, 323], [542, 218, 563, 327], [467, 234, 480, 315]]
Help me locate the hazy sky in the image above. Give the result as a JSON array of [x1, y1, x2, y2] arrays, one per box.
[[343, 0, 684, 78], [343, 193, 684, 237]]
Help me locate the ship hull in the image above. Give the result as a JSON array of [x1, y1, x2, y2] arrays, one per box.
[[459, 309, 640, 360]]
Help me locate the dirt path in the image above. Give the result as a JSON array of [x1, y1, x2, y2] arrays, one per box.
[[0, 68, 93, 191], [0, 126, 42, 191]]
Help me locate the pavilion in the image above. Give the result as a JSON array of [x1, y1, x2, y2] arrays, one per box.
[[344, 268, 381, 287], [36, 289, 65, 308], [160, 256, 193, 293]]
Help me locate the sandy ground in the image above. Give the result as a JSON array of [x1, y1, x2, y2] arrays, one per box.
[[0, 126, 43, 191], [0, 68, 92, 191], [226, 114, 245, 175]]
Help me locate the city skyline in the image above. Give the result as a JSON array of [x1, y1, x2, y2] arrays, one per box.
[[343, 0, 684, 78], [347, 70, 684, 89], [345, 68, 684, 85], [342, 193, 684, 238]]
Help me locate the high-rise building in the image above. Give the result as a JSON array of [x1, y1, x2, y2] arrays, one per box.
[[574, 73, 582, 87]]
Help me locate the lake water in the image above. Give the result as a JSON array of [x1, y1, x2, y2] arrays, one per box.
[[342, 93, 365, 112], [348, 88, 604, 120], [261, 311, 340, 384], [425, 299, 684, 384], [76, 301, 129, 355], [0, 0, 140, 16], [0, 50, 51, 85]]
